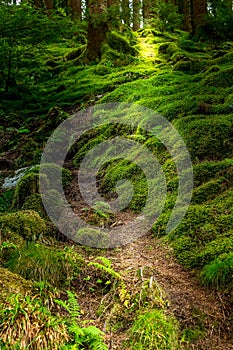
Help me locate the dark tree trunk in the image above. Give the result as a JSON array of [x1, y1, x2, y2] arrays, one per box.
[[68, 0, 82, 20], [85, 0, 108, 62], [182, 0, 192, 32], [191, 0, 207, 32], [43, 0, 54, 10], [133, 0, 141, 30], [143, 0, 151, 23]]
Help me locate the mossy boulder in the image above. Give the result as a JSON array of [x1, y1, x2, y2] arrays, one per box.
[[0, 267, 33, 300], [13, 164, 71, 209], [174, 115, 233, 161], [0, 210, 47, 241]]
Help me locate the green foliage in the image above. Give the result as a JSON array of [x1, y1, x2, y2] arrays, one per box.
[[129, 309, 179, 350], [56, 291, 108, 350], [150, 1, 183, 32], [0, 2, 76, 93], [200, 4, 233, 40], [88, 256, 122, 281], [5, 244, 84, 288], [0, 189, 14, 213], [0, 268, 69, 349]]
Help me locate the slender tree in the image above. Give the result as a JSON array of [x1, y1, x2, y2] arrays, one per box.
[[182, 0, 192, 32], [85, 0, 108, 61], [121, 0, 131, 26], [133, 0, 141, 30]]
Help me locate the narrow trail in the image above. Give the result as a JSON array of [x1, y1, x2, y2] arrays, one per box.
[[64, 37, 233, 348], [66, 169, 233, 350]]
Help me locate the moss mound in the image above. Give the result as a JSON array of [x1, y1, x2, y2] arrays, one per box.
[[0, 210, 47, 241]]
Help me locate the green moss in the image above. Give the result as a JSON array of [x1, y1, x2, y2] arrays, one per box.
[[0, 210, 47, 241], [192, 177, 228, 204], [174, 115, 233, 161], [21, 193, 47, 218], [202, 66, 233, 88], [107, 31, 138, 56], [13, 164, 71, 209], [0, 267, 32, 299], [64, 45, 85, 61]]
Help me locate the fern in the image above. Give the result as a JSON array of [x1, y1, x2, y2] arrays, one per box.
[[56, 292, 108, 350], [88, 257, 122, 281], [55, 290, 80, 320]]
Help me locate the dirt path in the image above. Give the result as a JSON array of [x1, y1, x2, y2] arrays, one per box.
[[66, 168, 233, 350], [105, 235, 233, 349]]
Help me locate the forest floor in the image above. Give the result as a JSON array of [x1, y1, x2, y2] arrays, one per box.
[[67, 169, 233, 350]]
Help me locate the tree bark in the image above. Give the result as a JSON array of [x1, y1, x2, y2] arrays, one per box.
[[68, 0, 82, 20], [85, 0, 108, 62], [43, 0, 53, 10], [182, 0, 192, 32], [133, 0, 141, 30], [191, 0, 207, 32]]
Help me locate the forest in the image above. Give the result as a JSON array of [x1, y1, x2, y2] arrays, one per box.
[[0, 0, 233, 349]]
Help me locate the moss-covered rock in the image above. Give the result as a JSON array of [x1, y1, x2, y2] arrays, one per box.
[[13, 164, 71, 209], [174, 115, 233, 161], [107, 32, 138, 56], [0, 210, 47, 241]]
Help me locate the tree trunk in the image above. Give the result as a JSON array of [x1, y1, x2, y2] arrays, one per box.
[[85, 0, 108, 62], [142, 0, 151, 23], [191, 0, 207, 32], [43, 0, 53, 10], [68, 0, 82, 20], [133, 0, 141, 30], [121, 0, 131, 26], [182, 0, 192, 32]]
